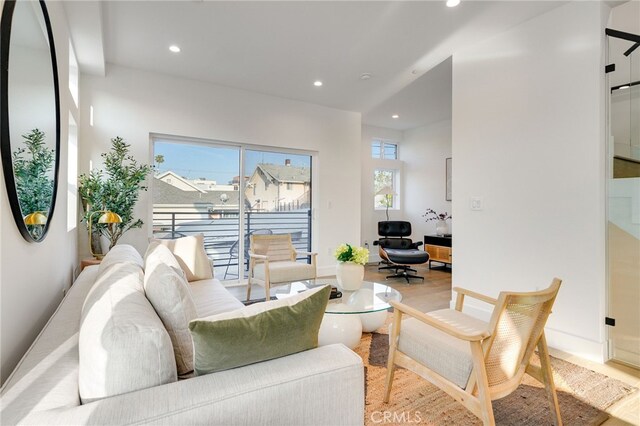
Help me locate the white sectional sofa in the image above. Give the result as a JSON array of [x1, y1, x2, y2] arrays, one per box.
[[0, 245, 364, 425]]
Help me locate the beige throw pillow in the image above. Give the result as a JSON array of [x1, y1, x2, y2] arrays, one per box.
[[144, 243, 198, 375], [150, 234, 213, 282]]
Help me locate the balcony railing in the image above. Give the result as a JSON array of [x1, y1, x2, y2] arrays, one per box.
[[152, 209, 312, 280]]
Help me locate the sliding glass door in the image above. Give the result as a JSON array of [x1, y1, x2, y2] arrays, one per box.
[[152, 138, 312, 283]]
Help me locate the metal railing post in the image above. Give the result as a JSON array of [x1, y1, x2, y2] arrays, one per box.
[[171, 213, 176, 239], [307, 209, 312, 263]]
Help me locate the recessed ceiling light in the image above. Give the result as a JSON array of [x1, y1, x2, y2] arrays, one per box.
[[169, 45, 181, 53], [392, 114, 399, 119], [446, 0, 460, 7], [360, 73, 372, 81], [313, 80, 323, 87]]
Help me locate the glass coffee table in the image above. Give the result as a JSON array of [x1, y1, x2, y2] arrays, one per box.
[[274, 279, 402, 349]]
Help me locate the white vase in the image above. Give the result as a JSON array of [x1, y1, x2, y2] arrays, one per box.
[[436, 219, 449, 236], [336, 262, 364, 291]]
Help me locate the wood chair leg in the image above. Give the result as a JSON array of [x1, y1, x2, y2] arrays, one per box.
[[246, 281, 252, 301], [538, 333, 562, 426], [470, 341, 495, 426], [384, 309, 402, 403], [264, 282, 270, 301]]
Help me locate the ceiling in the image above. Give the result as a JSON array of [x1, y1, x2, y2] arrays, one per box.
[[70, 1, 566, 130]]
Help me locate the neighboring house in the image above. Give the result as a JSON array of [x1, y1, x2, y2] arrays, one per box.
[[191, 178, 236, 192], [245, 160, 310, 211], [156, 171, 204, 192]]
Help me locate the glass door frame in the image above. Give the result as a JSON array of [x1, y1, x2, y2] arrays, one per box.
[[604, 27, 640, 367]]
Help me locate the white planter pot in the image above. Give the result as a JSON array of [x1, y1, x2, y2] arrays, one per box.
[[336, 262, 365, 291], [436, 220, 449, 236]]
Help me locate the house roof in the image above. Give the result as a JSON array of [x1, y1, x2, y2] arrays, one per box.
[[257, 164, 310, 184], [153, 178, 239, 207], [156, 171, 205, 193]]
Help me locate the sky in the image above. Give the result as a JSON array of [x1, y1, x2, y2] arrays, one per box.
[[154, 141, 311, 184]]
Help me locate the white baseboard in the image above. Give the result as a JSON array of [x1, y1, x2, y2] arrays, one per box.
[[610, 347, 640, 367], [450, 300, 606, 364]]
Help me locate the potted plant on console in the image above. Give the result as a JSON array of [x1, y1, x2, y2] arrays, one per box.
[[334, 243, 369, 291], [424, 208, 452, 236], [78, 137, 152, 258]]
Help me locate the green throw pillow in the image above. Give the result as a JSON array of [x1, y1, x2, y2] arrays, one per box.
[[189, 285, 331, 375]]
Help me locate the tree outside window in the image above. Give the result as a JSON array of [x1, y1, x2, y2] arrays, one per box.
[[374, 169, 396, 209]]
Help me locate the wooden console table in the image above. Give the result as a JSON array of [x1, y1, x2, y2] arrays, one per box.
[[424, 235, 452, 269]]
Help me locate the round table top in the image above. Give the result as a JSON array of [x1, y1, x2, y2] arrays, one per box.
[[274, 279, 402, 314]]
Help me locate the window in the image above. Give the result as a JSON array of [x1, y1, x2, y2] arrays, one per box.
[[374, 169, 398, 209], [371, 139, 397, 160], [67, 115, 78, 231], [286, 182, 292, 190], [68, 41, 79, 107]]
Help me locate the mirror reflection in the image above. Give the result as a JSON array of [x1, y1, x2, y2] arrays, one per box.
[[2, 0, 59, 241]]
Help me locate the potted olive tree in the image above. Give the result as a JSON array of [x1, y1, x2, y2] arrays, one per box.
[[78, 137, 152, 255]]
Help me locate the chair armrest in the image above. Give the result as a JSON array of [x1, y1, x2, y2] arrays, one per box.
[[452, 286, 497, 311], [411, 241, 423, 249], [373, 240, 380, 246], [390, 301, 490, 342], [248, 252, 268, 260]]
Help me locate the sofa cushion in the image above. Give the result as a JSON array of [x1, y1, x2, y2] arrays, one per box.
[[397, 309, 488, 389], [150, 234, 213, 282], [189, 278, 244, 317], [144, 246, 198, 376], [189, 285, 331, 375], [253, 261, 315, 284], [97, 244, 143, 276], [79, 262, 177, 403]]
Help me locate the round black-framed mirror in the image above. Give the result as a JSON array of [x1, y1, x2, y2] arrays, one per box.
[[0, 0, 61, 243]]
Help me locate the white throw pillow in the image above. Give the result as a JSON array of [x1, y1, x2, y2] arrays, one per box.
[[97, 244, 143, 276], [150, 234, 213, 282], [144, 244, 198, 375], [144, 241, 185, 278], [79, 262, 176, 403]]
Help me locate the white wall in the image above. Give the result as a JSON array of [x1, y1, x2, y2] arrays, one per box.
[[360, 125, 403, 261], [402, 120, 452, 242], [452, 1, 608, 362], [79, 65, 361, 276], [0, 0, 79, 384]]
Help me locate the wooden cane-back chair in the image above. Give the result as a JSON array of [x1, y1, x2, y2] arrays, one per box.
[[384, 278, 563, 425], [247, 234, 316, 301]]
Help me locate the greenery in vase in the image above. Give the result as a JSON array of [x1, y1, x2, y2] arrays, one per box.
[[334, 243, 369, 265], [12, 128, 55, 217], [78, 137, 152, 249], [423, 208, 452, 222]]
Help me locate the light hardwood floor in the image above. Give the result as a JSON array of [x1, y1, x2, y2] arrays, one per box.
[[234, 263, 640, 425]]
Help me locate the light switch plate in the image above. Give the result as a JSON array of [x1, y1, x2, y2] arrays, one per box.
[[470, 197, 483, 211]]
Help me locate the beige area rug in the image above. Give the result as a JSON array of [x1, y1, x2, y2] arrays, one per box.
[[354, 327, 637, 426]]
